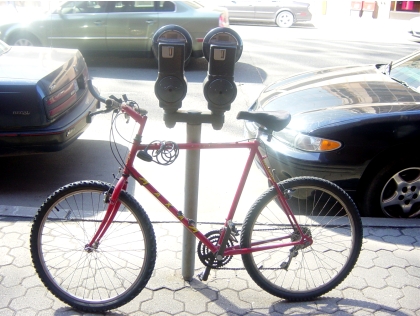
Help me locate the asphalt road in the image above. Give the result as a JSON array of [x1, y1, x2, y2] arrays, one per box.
[[1, 20, 419, 222]]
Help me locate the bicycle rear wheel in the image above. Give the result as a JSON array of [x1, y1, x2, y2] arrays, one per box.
[[241, 177, 362, 301], [30, 180, 156, 312]]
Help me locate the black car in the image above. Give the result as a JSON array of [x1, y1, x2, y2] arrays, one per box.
[[244, 50, 420, 218], [0, 40, 98, 156]]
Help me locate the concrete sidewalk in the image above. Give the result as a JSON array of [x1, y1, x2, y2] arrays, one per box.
[[0, 208, 419, 315]]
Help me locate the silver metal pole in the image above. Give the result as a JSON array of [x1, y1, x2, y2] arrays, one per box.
[[182, 122, 201, 280]]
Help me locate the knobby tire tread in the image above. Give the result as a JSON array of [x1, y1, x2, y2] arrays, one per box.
[[241, 176, 363, 301], [30, 180, 157, 312]]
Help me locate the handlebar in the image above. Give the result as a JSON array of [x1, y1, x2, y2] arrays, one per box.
[[87, 79, 148, 123]]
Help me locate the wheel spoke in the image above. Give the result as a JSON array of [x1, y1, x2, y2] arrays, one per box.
[[241, 177, 362, 300], [30, 181, 156, 312]]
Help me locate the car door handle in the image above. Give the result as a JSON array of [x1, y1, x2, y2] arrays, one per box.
[[146, 20, 156, 24]]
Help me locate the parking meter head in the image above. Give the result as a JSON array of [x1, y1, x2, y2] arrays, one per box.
[[152, 25, 193, 62], [202, 27, 243, 115], [202, 27, 243, 63], [152, 25, 192, 114]]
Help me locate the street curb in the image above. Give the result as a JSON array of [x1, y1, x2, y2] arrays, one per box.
[[2, 204, 420, 228]]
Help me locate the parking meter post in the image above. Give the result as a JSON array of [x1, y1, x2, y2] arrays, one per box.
[[182, 122, 201, 281], [153, 26, 243, 280]]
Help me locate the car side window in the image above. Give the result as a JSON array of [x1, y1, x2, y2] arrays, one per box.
[[157, 1, 175, 12], [110, 1, 157, 12], [59, 1, 107, 14]]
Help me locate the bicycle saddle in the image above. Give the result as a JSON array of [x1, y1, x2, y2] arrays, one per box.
[[237, 111, 291, 132]]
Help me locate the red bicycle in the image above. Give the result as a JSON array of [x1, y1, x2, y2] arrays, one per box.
[[30, 82, 363, 312]]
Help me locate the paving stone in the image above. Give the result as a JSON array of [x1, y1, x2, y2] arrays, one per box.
[[207, 288, 251, 315], [9, 286, 53, 311], [400, 228, 420, 240], [8, 246, 31, 268], [1, 216, 420, 315], [147, 267, 187, 291], [406, 265, 420, 278], [272, 300, 318, 314], [238, 288, 277, 310], [385, 267, 420, 289], [0, 285, 26, 309], [0, 308, 14, 316], [337, 275, 368, 291], [368, 228, 402, 238], [397, 309, 420, 316], [373, 250, 409, 269], [174, 287, 217, 314], [356, 249, 378, 269], [0, 247, 13, 266], [351, 266, 389, 289], [362, 286, 403, 311], [382, 235, 416, 250], [362, 238, 397, 252], [155, 249, 180, 269], [0, 232, 24, 249], [392, 248, 420, 266], [372, 310, 407, 316], [398, 286, 420, 311], [0, 265, 36, 288], [314, 297, 341, 314], [140, 288, 184, 315]]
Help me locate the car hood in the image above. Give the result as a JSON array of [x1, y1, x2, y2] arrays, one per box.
[[258, 64, 420, 132]]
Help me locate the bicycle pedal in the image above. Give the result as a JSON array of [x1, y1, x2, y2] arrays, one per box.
[[198, 267, 211, 282]]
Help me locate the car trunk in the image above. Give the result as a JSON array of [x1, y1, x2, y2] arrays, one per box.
[[0, 46, 88, 129]]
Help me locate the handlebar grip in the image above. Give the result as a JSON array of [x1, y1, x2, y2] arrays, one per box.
[[87, 80, 107, 104], [105, 98, 121, 110]]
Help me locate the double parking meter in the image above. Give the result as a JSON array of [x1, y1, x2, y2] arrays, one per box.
[[152, 25, 243, 129], [152, 25, 192, 114], [202, 28, 243, 116]]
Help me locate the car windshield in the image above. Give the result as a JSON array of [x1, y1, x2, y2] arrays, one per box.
[[0, 40, 11, 56], [388, 53, 420, 92]]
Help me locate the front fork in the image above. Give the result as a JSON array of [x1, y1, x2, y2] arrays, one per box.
[[85, 176, 128, 250]]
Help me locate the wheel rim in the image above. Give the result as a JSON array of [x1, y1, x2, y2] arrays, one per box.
[[380, 167, 420, 218], [277, 12, 294, 28], [37, 189, 148, 304], [14, 38, 34, 46], [243, 181, 360, 296]]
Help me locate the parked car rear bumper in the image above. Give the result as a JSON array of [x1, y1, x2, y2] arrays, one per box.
[[0, 89, 99, 156]]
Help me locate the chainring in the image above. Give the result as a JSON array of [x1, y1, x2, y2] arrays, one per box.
[[197, 230, 234, 268]]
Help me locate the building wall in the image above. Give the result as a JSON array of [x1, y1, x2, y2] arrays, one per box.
[[310, 0, 420, 20]]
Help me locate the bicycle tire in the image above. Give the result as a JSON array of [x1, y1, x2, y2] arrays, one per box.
[[241, 176, 362, 301], [30, 180, 156, 312]]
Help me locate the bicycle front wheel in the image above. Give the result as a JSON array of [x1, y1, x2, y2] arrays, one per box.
[[30, 181, 156, 312], [241, 177, 362, 301]]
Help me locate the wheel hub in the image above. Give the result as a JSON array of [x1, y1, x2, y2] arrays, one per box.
[[381, 167, 420, 217]]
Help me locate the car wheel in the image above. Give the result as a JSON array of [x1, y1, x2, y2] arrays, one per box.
[[276, 11, 294, 28], [362, 159, 420, 218], [9, 33, 40, 46]]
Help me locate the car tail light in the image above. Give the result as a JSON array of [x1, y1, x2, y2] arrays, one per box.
[[219, 12, 229, 27], [44, 68, 88, 119]]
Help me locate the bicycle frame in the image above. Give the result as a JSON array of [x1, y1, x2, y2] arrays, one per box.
[[87, 104, 312, 256]]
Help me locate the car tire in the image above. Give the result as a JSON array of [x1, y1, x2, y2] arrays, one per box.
[[8, 33, 41, 46], [276, 11, 294, 28], [361, 158, 420, 218]]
